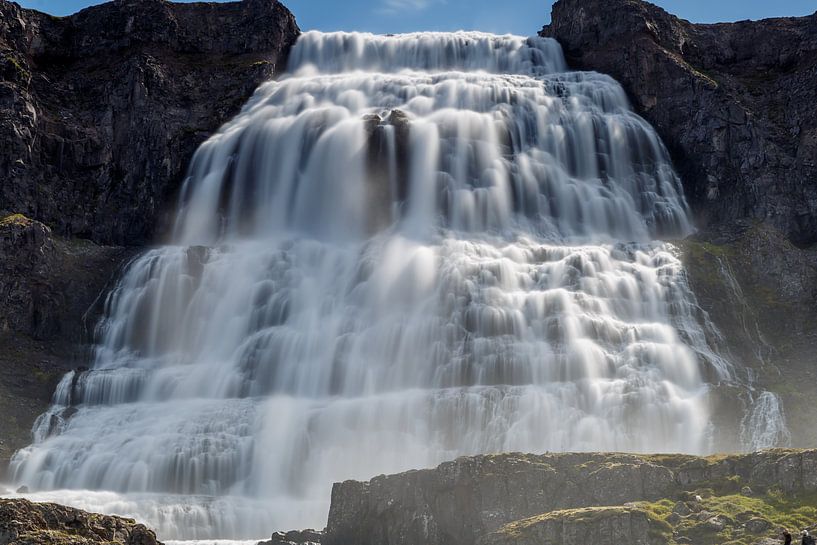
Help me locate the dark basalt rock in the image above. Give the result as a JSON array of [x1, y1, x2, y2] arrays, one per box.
[[680, 223, 817, 447], [541, 0, 817, 247], [0, 213, 135, 470], [0, 498, 163, 545], [0, 214, 134, 341], [0, 0, 300, 246]]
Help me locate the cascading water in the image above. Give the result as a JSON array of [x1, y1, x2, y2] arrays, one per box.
[[7, 31, 782, 540]]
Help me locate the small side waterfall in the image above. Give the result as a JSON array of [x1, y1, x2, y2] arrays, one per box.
[[8, 31, 786, 540]]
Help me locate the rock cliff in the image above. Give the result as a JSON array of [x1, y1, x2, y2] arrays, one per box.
[[0, 0, 299, 246], [326, 450, 817, 545], [0, 213, 134, 470], [542, 0, 817, 246]]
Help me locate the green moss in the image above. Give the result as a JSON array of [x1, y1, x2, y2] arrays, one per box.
[[643, 453, 699, 467], [33, 369, 56, 383], [638, 490, 817, 545], [0, 213, 33, 228], [1, 52, 30, 80], [492, 506, 673, 542]]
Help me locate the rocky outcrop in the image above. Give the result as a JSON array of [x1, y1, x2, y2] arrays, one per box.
[[0, 214, 133, 341], [259, 529, 323, 545], [0, 214, 135, 470], [479, 507, 665, 545], [0, 498, 162, 545], [325, 449, 817, 545], [542, 0, 817, 247], [0, 0, 299, 246]]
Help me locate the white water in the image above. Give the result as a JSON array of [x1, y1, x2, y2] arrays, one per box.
[[7, 31, 780, 540]]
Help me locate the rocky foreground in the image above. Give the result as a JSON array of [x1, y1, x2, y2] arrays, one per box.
[[324, 449, 817, 545], [6, 449, 817, 545], [0, 498, 161, 545]]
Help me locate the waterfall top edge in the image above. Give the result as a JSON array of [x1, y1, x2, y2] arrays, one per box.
[[287, 30, 567, 76]]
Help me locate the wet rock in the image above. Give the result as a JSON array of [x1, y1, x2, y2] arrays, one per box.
[[681, 223, 817, 447], [260, 529, 322, 545], [0, 0, 300, 246], [0, 212, 134, 338], [0, 498, 162, 545]]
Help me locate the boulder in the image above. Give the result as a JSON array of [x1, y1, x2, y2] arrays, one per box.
[[0, 498, 162, 545], [260, 529, 323, 545]]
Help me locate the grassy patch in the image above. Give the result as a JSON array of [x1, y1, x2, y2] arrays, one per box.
[[1, 52, 30, 80], [637, 489, 817, 545], [0, 213, 33, 228]]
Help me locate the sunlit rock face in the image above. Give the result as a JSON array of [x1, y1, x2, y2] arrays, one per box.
[[8, 31, 785, 540]]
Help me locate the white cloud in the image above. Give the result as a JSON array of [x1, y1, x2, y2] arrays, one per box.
[[378, 0, 440, 15]]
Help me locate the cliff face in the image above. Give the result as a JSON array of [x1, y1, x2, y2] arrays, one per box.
[[542, 0, 817, 247], [0, 214, 135, 470], [0, 0, 299, 246], [326, 450, 817, 545]]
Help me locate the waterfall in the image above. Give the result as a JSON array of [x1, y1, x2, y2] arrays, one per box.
[[8, 31, 768, 540]]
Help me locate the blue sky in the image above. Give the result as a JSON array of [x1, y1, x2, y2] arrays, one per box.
[[17, 0, 817, 35]]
